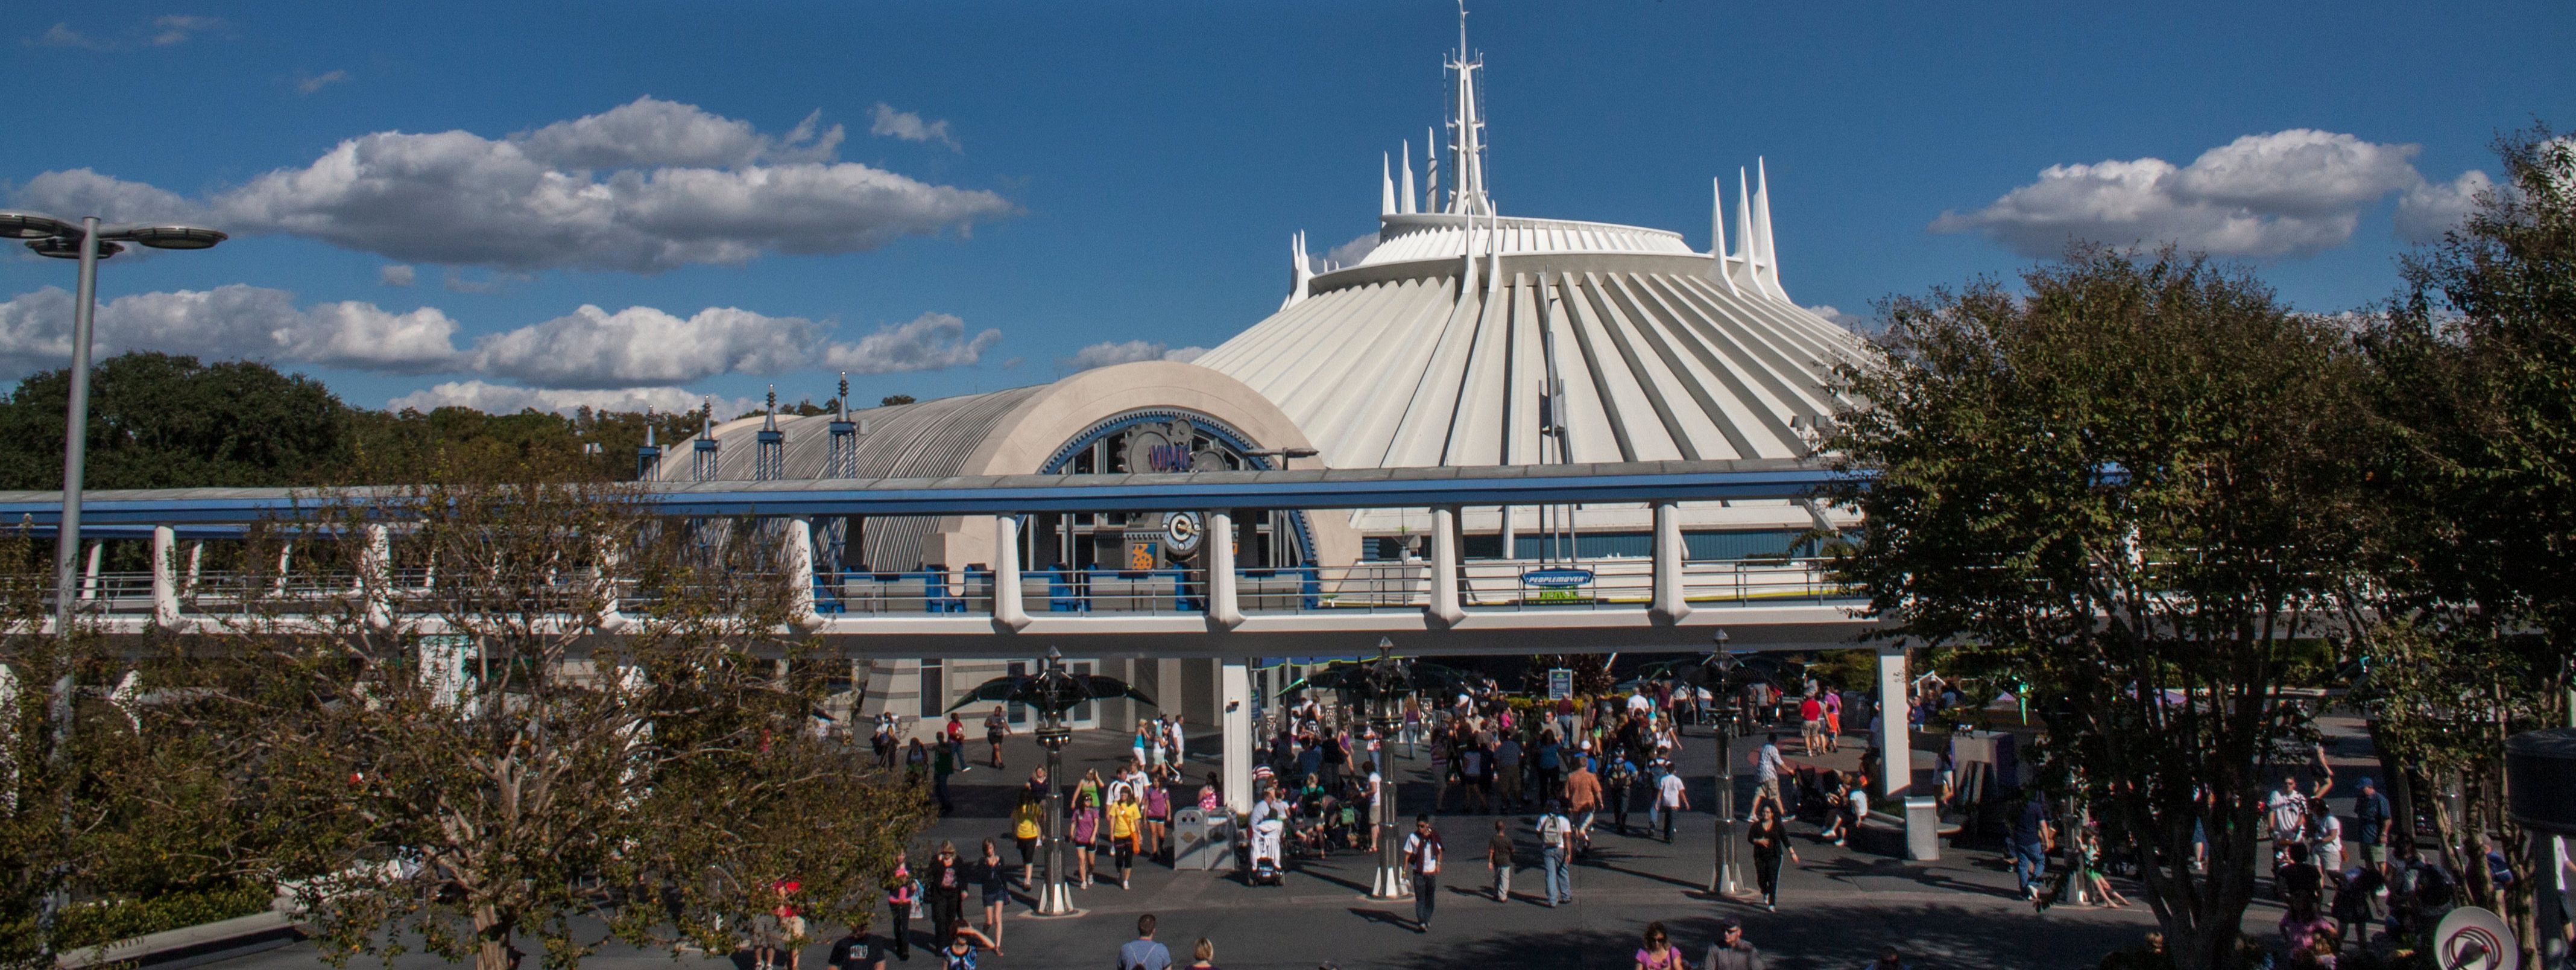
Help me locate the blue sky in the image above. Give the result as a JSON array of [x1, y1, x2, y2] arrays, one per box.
[[5, 1, 2569, 416]]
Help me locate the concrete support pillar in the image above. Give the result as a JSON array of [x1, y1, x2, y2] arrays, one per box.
[[994, 515, 1029, 631], [79, 541, 102, 600], [1877, 644, 1910, 802], [183, 541, 202, 595], [150, 525, 179, 627], [1206, 510, 1241, 629], [1428, 506, 1463, 625], [783, 517, 818, 629], [1222, 658, 1252, 816], [1650, 499, 1688, 624]]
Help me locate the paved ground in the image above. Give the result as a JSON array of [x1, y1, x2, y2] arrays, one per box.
[[204, 715, 2322, 970]]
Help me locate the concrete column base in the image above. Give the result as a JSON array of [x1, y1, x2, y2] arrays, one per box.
[[1370, 864, 1414, 899]]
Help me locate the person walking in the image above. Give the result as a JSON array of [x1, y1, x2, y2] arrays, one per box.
[[1109, 785, 1144, 889], [1797, 695, 1824, 755], [1752, 734, 1785, 820], [828, 925, 888, 970], [1404, 814, 1444, 933], [1562, 758, 1602, 855], [885, 848, 918, 962], [945, 713, 969, 774], [1704, 916, 1767, 970], [935, 925, 999, 970], [2011, 790, 2054, 901], [1486, 819, 1515, 903], [1748, 800, 1797, 913], [1073, 780, 1104, 888], [984, 706, 1010, 770], [1119, 914, 1173, 970], [1010, 791, 1044, 889], [1536, 800, 1573, 907], [2350, 776, 2393, 878], [932, 741, 958, 816], [1183, 937, 1218, 970], [1632, 922, 1684, 970], [926, 841, 966, 948], [976, 838, 1010, 952], [1654, 764, 1688, 843]]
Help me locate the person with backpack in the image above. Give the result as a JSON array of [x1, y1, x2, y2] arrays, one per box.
[[1404, 815, 1444, 933], [1536, 800, 1573, 907], [1119, 914, 1173, 970]]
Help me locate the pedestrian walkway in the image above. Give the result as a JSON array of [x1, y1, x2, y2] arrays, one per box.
[[193, 720, 2296, 970]]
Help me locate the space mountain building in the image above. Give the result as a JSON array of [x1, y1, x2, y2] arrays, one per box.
[[656, 22, 1869, 734]]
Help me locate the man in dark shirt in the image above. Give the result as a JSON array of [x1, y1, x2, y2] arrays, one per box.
[[2351, 776, 2393, 875], [828, 928, 887, 970], [2010, 791, 2053, 901], [2278, 842, 2324, 911], [1485, 819, 1515, 902]]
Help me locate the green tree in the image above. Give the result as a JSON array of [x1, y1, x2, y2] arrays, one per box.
[[1825, 247, 2376, 970], [181, 452, 922, 970], [0, 353, 353, 490], [2353, 125, 2574, 964]]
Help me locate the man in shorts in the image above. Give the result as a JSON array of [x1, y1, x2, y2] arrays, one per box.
[[1798, 695, 1825, 755], [2351, 776, 2393, 875], [985, 706, 1011, 770], [2267, 776, 2309, 873]]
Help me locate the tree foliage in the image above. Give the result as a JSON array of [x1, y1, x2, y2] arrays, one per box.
[[168, 452, 923, 970], [1825, 247, 2377, 970], [2352, 125, 2575, 965]]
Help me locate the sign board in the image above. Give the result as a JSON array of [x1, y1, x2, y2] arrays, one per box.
[[1122, 417, 1200, 474], [1547, 668, 1573, 701], [1523, 567, 1595, 604]]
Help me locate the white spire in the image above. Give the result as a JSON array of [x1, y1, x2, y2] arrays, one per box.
[[1424, 126, 1439, 213], [1753, 157, 1785, 300], [1399, 139, 1417, 215], [1282, 230, 1313, 310], [763, 384, 778, 430], [1708, 176, 1739, 296], [1442, 0, 1489, 215], [1381, 153, 1397, 217], [1733, 167, 1759, 293]]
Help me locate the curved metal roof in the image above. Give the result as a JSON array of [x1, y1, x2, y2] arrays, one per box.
[[1196, 251, 1866, 471]]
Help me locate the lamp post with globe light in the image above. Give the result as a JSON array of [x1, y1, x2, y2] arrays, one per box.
[[0, 209, 224, 962], [1697, 629, 1741, 896], [947, 647, 1151, 916]]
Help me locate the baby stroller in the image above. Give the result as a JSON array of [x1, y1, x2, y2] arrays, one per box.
[[1249, 817, 1287, 886]]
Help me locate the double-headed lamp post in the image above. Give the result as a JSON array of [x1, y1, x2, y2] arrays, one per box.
[[0, 211, 227, 641], [1706, 629, 1740, 897], [0, 209, 226, 962]]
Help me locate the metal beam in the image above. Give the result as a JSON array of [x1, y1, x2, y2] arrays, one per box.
[[0, 458, 1864, 527]]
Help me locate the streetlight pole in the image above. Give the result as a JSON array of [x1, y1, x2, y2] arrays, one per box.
[[1366, 637, 1412, 901], [0, 209, 224, 963], [1706, 630, 1740, 898], [1036, 711, 1075, 915]]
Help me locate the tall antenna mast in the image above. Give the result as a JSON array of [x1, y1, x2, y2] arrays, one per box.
[[1444, 0, 1489, 216]]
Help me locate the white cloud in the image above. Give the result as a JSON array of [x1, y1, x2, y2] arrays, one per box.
[[388, 380, 754, 418], [869, 103, 961, 151], [0, 285, 464, 378], [13, 168, 203, 224], [1, 280, 1001, 391], [11, 99, 1009, 274], [297, 69, 350, 95], [379, 264, 415, 287], [1932, 129, 2446, 259], [1803, 304, 1868, 331], [1318, 232, 1380, 271], [469, 304, 824, 388], [32, 23, 107, 49], [822, 312, 1001, 374], [1060, 340, 1207, 372], [2394, 170, 2493, 243], [150, 15, 221, 46]]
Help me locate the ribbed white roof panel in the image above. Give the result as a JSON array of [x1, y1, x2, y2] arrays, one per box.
[[1199, 233, 1866, 471]]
